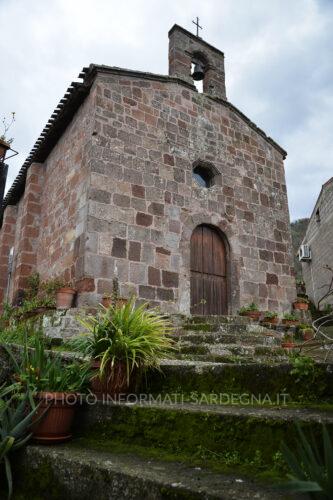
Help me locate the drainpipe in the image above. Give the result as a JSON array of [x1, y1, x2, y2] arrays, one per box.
[[0, 162, 8, 206]]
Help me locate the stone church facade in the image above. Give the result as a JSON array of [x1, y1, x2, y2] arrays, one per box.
[[0, 25, 296, 314]]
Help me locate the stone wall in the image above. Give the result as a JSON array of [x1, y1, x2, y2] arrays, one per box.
[[1, 92, 95, 303], [9, 163, 44, 300], [301, 179, 333, 307], [36, 93, 94, 284], [79, 69, 295, 313], [0, 205, 17, 305]]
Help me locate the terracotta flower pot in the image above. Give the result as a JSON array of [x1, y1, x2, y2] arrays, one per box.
[[101, 296, 112, 308], [262, 316, 278, 324], [115, 298, 128, 308], [56, 287, 76, 309], [0, 138, 10, 160], [302, 329, 314, 341], [241, 311, 261, 320], [293, 302, 309, 311], [281, 342, 296, 349], [282, 319, 299, 326], [90, 360, 130, 400], [32, 392, 78, 444]]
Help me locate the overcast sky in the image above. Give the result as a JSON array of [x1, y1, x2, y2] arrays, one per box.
[[1, 0, 332, 221]]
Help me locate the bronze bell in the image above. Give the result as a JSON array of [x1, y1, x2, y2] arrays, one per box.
[[192, 62, 205, 81]]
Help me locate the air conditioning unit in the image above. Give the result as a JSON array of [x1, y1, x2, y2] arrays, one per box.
[[298, 244, 311, 262]]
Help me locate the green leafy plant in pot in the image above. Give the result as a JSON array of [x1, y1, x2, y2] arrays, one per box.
[[261, 311, 278, 324], [293, 297, 309, 311], [5, 337, 90, 444], [281, 332, 296, 349], [76, 297, 174, 399], [282, 312, 299, 326], [239, 302, 261, 320]]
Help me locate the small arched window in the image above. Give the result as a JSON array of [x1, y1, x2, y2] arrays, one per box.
[[192, 161, 221, 188]]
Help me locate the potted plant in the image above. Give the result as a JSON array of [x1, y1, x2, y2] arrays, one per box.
[[101, 294, 112, 308], [239, 302, 261, 320], [282, 313, 299, 326], [261, 311, 278, 324], [296, 279, 306, 296], [76, 298, 174, 399], [56, 281, 76, 309], [6, 338, 90, 444], [0, 112, 15, 160], [281, 333, 296, 349], [293, 297, 309, 311], [300, 325, 315, 341]]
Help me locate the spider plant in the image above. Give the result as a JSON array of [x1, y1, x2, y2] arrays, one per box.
[[281, 423, 333, 498], [76, 298, 174, 383], [0, 384, 40, 499]]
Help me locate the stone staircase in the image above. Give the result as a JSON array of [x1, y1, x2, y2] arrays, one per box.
[[170, 315, 288, 364], [12, 399, 333, 499], [8, 314, 333, 499]]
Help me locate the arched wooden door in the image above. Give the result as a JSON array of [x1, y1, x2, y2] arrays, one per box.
[[190, 225, 228, 315]]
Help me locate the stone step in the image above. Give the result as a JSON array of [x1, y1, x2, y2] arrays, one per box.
[[179, 323, 279, 336], [144, 360, 333, 402], [175, 343, 286, 361], [13, 443, 285, 500], [183, 315, 253, 325], [174, 353, 288, 364], [174, 332, 281, 346], [71, 400, 333, 483]]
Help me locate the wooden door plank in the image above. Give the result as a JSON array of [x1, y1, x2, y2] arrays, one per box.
[[190, 273, 204, 314], [202, 225, 213, 275], [212, 229, 226, 277], [190, 226, 203, 272]]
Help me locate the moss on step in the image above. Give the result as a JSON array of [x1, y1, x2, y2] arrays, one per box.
[[72, 437, 286, 483], [75, 402, 333, 481], [11, 443, 284, 499], [143, 361, 333, 402], [182, 323, 215, 332], [11, 454, 63, 499]]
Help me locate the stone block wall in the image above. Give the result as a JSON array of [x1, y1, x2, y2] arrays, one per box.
[[0, 205, 17, 305], [79, 70, 295, 313], [1, 92, 94, 303], [301, 180, 333, 307], [36, 93, 94, 284], [9, 163, 44, 299]]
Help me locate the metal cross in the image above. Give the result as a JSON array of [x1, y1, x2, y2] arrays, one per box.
[[192, 17, 202, 37]]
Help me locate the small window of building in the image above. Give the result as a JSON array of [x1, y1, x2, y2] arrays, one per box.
[[316, 208, 321, 223], [192, 162, 220, 188]]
